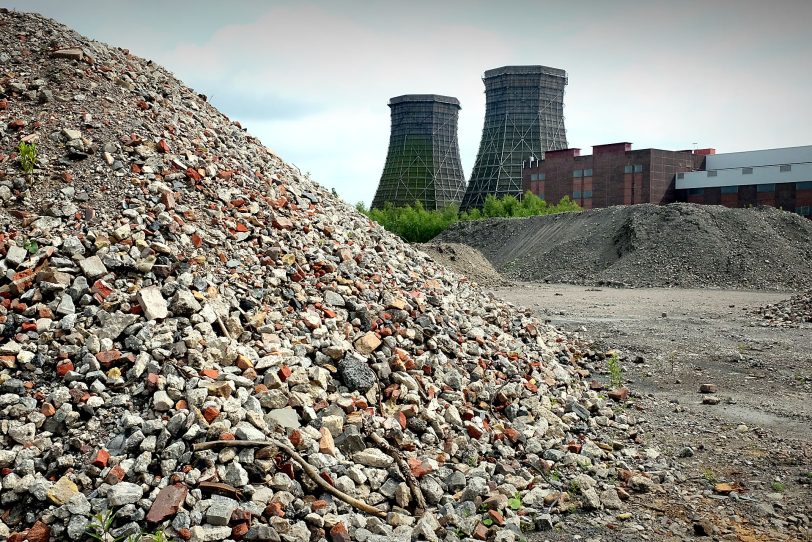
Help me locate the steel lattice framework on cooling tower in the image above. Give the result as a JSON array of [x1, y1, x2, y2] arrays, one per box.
[[372, 94, 467, 210], [461, 65, 568, 210]]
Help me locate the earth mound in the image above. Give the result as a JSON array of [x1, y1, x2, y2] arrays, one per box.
[[435, 203, 812, 290], [1, 9, 665, 542]]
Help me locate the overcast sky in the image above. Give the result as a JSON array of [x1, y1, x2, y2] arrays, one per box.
[[7, 0, 812, 204]]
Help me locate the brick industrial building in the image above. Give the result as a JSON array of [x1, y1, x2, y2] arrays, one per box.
[[522, 143, 812, 218], [676, 145, 812, 218]]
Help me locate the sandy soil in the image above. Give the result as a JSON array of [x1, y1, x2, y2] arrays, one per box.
[[489, 284, 812, 541]]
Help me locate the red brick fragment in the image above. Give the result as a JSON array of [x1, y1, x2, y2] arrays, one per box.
[[145, 483, 188, 524], [473, 523, 489, 540], [40, 402, 56, 417], [487, 509, 505, 526], [92, 449, 110, 468], [329, 522, 350, 542], [202, 406, 220, 423], [56, 360, 74, 377], [95, 349, 122, 367], [265, 502, 285, 517], [231, 523, 248, 540], [26, 521, 50, 542]]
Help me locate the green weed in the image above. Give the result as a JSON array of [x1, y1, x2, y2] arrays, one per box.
[[607, 354, 622, 388], [18, 141, 37, 173]]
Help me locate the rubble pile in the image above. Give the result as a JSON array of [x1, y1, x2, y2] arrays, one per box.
[[754, 290, 812, 327], [436, 203, 812, 290], [0, 10, 667, 542]]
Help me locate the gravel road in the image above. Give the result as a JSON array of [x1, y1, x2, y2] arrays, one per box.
[[490, 283, 812, 541]]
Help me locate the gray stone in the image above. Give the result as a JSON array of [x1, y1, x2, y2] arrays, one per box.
[[190, 525, 232, 542], [446, 470, 467, 492], [245, 524, 281, 541], [170, 289, 201, 315], [569, 401, 591, 421], [5, 245, 28, 268], [66, 492, 92, 515], [234, 422, 265, 440], [420, 476, 444, 505], [267, 407, 300, 430], [323, 290, 345, 307], [536, 513, 554, 530], [67, 516, 90, 540], [413, 513, 441, 542], [107, 482, 143, 506], [222, 462, 249, 487], [153, 390, 174, 411], [79, 255, 108, 280], [96, 312, 139, 341], [206, 497, 238, 526], [354, 448, 393, 468], [334, 425, 366, 454], [581, 487, 601, 510], [629, 475, 655, 493], [62, 128, 82, 140], [338, 355, 376, 393], [8, 422, 35, 444], [56, 293, 76, 316], [600, 488, 623, 510]]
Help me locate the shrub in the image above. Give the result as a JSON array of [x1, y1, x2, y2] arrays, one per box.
[[359, 192, 581, 242]]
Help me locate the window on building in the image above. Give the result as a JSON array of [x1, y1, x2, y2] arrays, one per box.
[[796, 206, 811, 216], [633, 164, 643, 173], [720, 185, 739, 194], [688, 188, 704, 196], [797, 181, 812, 190], [757, 183, 775, 193], [573, 169, 583, 178], [780, 165, 792, 173], [583, 190, 593, 198], [530, 173, 539, 181], [573, 191, 581, 199], [676, 173, 685, 180], [624, 165, 633, 174], [742, 167, 753, 175], [538, 173, 546, 181], [707, 170, 718, 177], [582, 168, 593, 177]]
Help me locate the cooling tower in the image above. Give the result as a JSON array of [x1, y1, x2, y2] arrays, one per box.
[[460, 65, 568, 210], [371, 94, 467, 210]]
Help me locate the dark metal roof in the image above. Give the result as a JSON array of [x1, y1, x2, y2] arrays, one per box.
[[483, 65, 567, 79], [388, 94, 461, 108]]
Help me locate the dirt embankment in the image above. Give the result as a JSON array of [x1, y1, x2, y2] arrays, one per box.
[[435, 203, 812, 290]]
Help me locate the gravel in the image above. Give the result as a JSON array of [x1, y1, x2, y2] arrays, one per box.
[[435, 203, 812, 290]]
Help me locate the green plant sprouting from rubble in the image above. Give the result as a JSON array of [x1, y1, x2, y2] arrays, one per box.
[[18, 140, 37, 174], [86, 508, 171, 542], [607, 353, 622, 389]]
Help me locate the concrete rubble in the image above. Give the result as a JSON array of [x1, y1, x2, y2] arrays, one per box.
[[0, 8, 707, 542]]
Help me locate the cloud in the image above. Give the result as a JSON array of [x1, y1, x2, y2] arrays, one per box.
[[152, 2, 513, 203]]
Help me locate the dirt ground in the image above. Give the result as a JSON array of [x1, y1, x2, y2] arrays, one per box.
[[490, 284, 812, 541]]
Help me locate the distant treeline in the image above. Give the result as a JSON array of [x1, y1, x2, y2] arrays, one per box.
[[356, 192, 581, 242]]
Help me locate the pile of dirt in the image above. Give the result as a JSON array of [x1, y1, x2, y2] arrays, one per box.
[[435, 203, 812, 290], [417, 243, 511, 288], [0, 9, 682, 542], [754, 289, 812, 326]]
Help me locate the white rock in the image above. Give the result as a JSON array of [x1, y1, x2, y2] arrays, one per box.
[[137, 285, 168, 320]]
